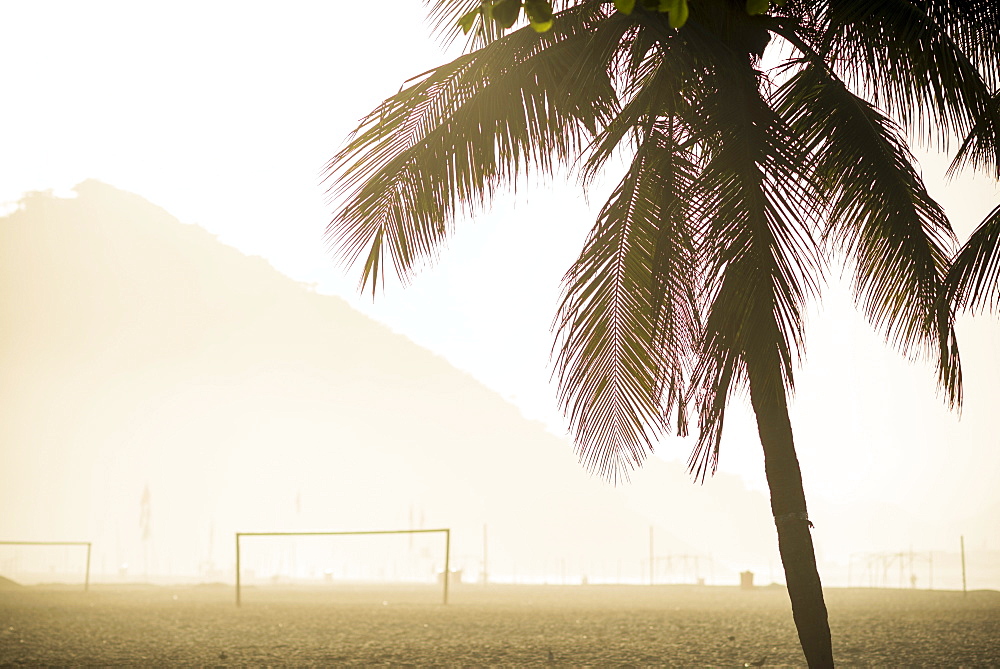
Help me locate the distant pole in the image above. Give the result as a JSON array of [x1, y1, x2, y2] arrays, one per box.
[[649, 526, 654, 586], [909, 548, 914, 588], [235, 534, 242, 607], [84, 542, 92, 592], [960, 536, 967, 596], [443, 529, 451, 605], [482, 524, 488, 586]]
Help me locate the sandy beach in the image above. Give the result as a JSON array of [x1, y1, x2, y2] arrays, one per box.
[[1, 582, 997, 666]]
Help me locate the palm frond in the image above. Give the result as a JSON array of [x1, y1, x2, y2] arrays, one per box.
[[426, 0, 588, 50], [776, 61, 962, 406], [948, 92, 1000, 179], [579, 23, 689, 187], [687, 58, 824, 480], [822, 0, 999, 153], [917, 0, 1000, 88], [947, 203, 1000, 313], [425, 0, 504, 49], [554, 123, 699, 480], [324, 0, 982, 487], [325, 3, 616, 294]]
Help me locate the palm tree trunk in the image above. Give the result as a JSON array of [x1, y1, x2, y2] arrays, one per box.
[[747, 356, 834, 668]]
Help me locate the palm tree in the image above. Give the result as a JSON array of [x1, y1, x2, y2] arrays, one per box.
[[324, 1, 998, 665]]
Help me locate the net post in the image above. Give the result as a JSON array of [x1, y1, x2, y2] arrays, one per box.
[[649, 525, 654, 586], [443, 529, 451, 605], [235, 533, 242, 607], [84, 542, 92, 592], [482, 524, 488, 587], [961, 535, 967, 596], [0, 541, 91, 589]]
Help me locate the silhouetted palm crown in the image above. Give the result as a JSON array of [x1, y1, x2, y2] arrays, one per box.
[[327, 0, 998, 480]]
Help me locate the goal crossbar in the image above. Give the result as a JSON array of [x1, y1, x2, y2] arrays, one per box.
[[235, 529, 451, 606], [0, 541, 92, 591]]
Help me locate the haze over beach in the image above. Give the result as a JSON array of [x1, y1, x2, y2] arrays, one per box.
[[0, 181, 829, 583], [0, 0, 998, 593]]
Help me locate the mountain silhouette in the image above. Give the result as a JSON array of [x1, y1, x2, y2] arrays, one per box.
[[0, 181, 776, 582]]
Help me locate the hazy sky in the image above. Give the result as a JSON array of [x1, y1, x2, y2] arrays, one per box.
[[1, 1, 998, 550]]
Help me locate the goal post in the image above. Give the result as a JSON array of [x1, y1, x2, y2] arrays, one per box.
[[235, 528, 451, 607], [0, 540, 91, 591]]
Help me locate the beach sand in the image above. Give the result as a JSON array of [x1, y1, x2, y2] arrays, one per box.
[[1, 583, 997, 666]]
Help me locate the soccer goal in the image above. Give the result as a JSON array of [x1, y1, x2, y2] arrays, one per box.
[[234, 529, 451, 606], [0, 541, 91, 590]]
